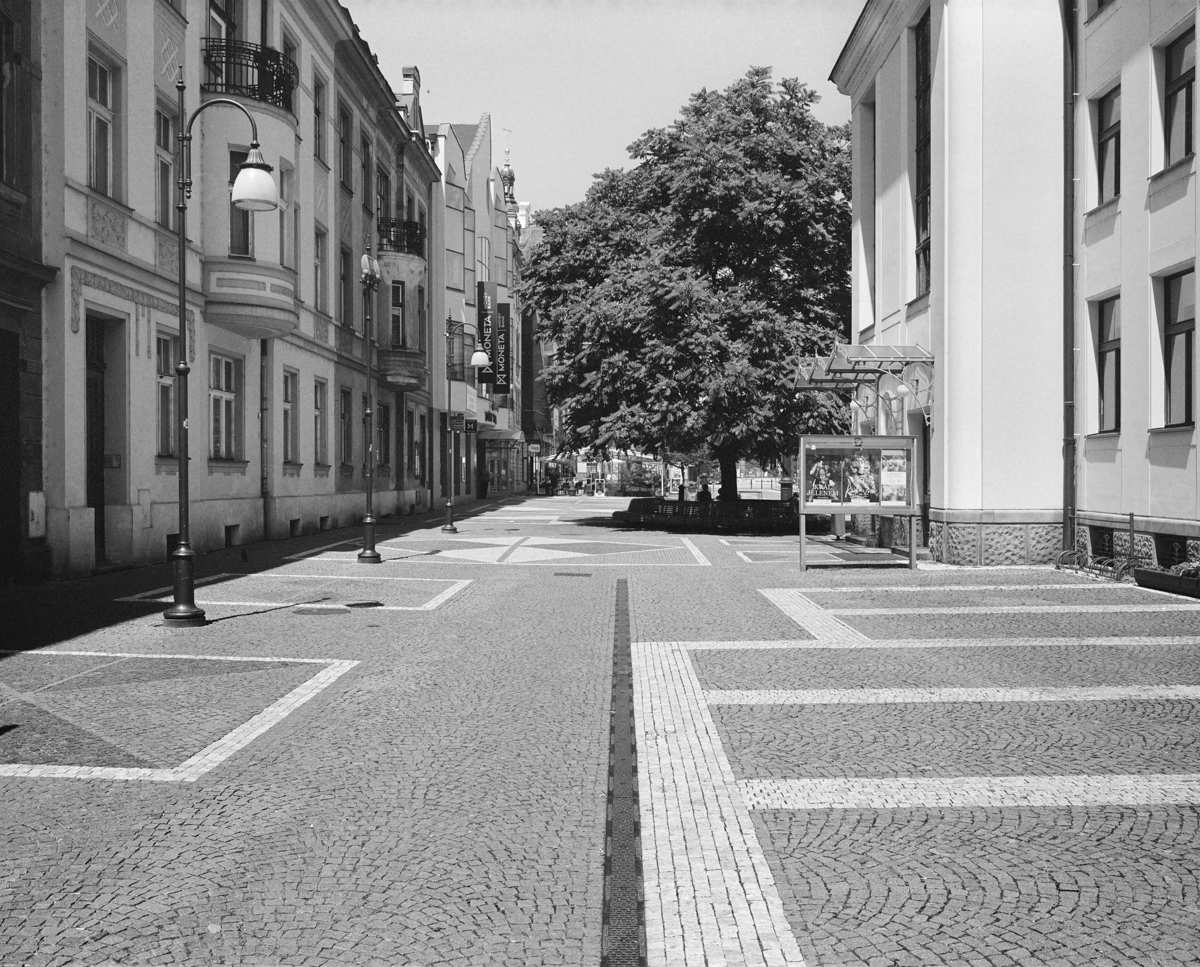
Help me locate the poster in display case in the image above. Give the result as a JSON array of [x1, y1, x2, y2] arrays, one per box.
[[798, 435, 918, 515]]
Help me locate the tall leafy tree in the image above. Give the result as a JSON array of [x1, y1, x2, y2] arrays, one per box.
[[521, 67, 850, 498]]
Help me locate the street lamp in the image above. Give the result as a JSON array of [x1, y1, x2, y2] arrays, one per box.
[[443, 315, 490, 533], [164, 78, 278, 628], [358, 248, 382, 563]]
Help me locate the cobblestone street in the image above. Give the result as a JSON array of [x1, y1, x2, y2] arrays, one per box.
[[3, 496, 1200, 966]]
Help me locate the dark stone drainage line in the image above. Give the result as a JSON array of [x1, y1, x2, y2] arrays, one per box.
[[602, 577, 646, 967]]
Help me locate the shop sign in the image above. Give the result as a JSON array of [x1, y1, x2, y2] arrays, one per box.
[[450, 414, 466, 431], [798, 435, 918, 516], [464, 419, 477, 433], [494, 303, 511, 392], [528, 443, 541, 454], [476, 281, 498, 384]]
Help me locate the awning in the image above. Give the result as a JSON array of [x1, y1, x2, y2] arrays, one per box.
[[795, 344, 934, 390]]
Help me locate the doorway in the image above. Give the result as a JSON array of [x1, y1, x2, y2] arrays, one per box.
[[0, 329, 19, 580], [85, 317, 107, 562]]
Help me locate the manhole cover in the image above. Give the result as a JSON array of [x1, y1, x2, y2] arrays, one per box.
[[554, 572, 592, 578]]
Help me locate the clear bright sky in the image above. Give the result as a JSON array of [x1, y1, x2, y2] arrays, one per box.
[[343, 0, 863, 214]]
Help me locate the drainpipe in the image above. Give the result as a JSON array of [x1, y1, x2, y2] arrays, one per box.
[[1061, 0, 1078, 552], [260, 338, 270, 540]]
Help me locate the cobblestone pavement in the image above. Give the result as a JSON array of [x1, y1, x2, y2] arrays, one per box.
[[3, 500, 1200, 965]]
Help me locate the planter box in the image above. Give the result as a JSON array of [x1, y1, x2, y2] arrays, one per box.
[[1133, 568, 1200, 599]]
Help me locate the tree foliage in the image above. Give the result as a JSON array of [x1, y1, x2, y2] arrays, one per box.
[[520, 67, 851, 496]]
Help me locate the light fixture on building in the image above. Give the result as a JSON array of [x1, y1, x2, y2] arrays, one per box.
[[442, 314, 490, 534]]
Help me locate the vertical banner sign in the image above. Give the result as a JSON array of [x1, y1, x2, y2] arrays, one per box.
[[476, 281, 497, 384], [494, 303, 511, 393]]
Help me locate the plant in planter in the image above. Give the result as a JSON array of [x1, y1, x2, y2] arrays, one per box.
[[1133, 560, 1200, 598]]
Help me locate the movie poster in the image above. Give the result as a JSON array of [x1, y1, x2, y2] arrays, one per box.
[[803, 443, 911, 508], [880, 450, 909, 504]]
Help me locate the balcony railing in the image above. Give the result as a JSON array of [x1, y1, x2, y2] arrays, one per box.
[[202, 39, 299, 112], [378, 218, 426, 258]]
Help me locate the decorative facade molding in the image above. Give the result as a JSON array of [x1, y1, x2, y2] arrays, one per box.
[[70, 265, 196, 360], [89, 199, 127, 250]]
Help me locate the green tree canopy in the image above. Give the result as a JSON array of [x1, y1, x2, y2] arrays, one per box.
[[520, 67, 850, 498]]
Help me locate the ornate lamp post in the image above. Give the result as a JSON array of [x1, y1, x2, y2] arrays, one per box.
[[443, 315, 490, 533], [358, 248, 382, 563], [165, 78, 278, 628]]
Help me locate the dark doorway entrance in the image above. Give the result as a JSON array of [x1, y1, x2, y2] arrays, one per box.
[[86, 317, 107, 562], [0, 329, 20, 581]]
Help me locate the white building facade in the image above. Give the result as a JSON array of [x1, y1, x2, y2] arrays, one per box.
[[832, 0, 1068, 565]]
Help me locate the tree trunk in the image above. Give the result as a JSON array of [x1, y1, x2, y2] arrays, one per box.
[[715, 446, 739, 501]]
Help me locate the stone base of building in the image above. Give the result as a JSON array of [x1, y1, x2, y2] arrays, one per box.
[[1075, 511, 1200, 567], [928, 519, 1062, 566]]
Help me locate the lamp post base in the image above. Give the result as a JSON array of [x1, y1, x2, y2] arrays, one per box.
[[441, 524, 458, 534], [163, 607, 207, 628], [441, 498, 457, 534], [358, 513, 381, 563], [357, 549, 382, 563]]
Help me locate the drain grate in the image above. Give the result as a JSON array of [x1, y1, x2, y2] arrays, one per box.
[[345, 601, 384, 609], [601, 578, 646, 967], [554, 572, 593, 578]]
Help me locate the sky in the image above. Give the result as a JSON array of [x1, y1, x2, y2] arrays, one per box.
[[343, 0, 864, 213]]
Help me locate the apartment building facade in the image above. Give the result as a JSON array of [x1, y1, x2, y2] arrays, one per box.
[[832, 0, 1068, 564], [1074, 0, 1200, 566], [41, 0, 440, 577]]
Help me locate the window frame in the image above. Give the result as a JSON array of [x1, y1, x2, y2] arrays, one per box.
[[156, 333, 177, 457], [912, 9, 932, 298], [282, 369, 299, 463], [338, 103, 352, 190], [1097, 296, 1121, 433], [314, 228, 327, 312], [391, 280, 406, 347], [1165, 27, 1196, 166], [155, 106, 176, 229], [314, 378, 328, 465], [378, 403, 391, 468], [209, 351, 242, 460], [339, 387, 353, 467], [313, 75, 326, 162], [228, 148, 252, 257], [1096, 86, 1121, 204], [87, 53, 116, 197], [1164, 269, 1195, 427], [340, 245, 354, 328]]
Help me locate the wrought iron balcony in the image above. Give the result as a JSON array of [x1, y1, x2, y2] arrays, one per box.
[[202, 39, 299, 112], [378, 218, 426, 258], [378, 346, 426, 391]]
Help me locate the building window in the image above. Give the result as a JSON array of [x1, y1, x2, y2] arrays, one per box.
[[361, 393, 369, 468], [391, 280, 405, 347], [155, 108, 175, 229], [378, 403, 391, 467], [1164, 269, 1195, 426], [1165, 28, 1195, 166], [281, 33, 298, 113], [417, 285, 427, 352], [1097, 296, 1121, 432], [88, 55, 115, 196], [314, 378, 328, 464], [210, 352, 241, 459], [418, 206, 427, 258], [0, 13, 25, 192], [377, 170, 390, 219], [1096, 87, 1120, 203], [313, 76, 325, 161], [282, 370, 298, 462], [278, 164, 295, 269], [156, 334, 176, 457], [913, 10, 932, 297], [361, 136, 371, 208], [339, 388, 352, 465], [407, 407, 416, 482], [338, 105, 352, 189], [340, 246, 353, 328], [314, 229, 327, 311], [229, 150, 252, 256]]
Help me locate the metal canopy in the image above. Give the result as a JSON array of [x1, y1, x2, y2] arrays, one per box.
[[795, 345, 934, 390]]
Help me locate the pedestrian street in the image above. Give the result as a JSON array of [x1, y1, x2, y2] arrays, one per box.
[[2, 497, 1200, 966]]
